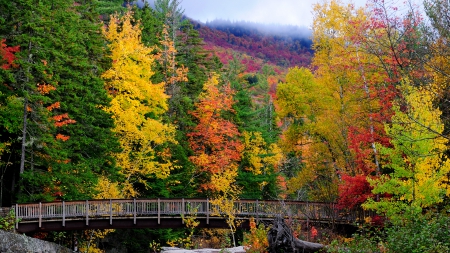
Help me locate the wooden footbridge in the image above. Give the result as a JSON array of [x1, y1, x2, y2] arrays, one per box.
[[9, 199, 371, 233]]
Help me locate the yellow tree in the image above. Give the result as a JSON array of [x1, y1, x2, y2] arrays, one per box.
[[102, 11, 176, 197], [276, 67, 343, 201], [284, 0, 392, 205], [364, 79, 450, 223], [156, 24, 188, 100]]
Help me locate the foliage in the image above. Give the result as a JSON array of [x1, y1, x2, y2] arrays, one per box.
[[276, 67, 340, 201], [326, 234, 382, 253], [337, 174, 373, 210], [167, 202, 200, 249], [188, 74, 243, 196], [384, 214, 450, 253], [199, 20, 312, 68], [0, 209, 19, 232], [243, 217, 269, 253], [364, 80, 450, 222], [0, 0, 120, 203], [102, 10, 176, 197], [0, 39, 19, 70]]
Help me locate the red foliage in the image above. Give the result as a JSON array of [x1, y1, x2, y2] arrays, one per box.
[[0, 39, 19, 70], [310, 226, 318, 239], [32, 232, 48, 240], [371, 215, 385, 227], [56, 133, 70, 141], [188, 78, 243, 192], [53, 113, 76, 127], [37, 84, 57, 95], [197, 24, 312, 69], [337, 174, 374, 210]]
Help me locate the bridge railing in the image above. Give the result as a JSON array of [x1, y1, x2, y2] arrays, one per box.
[[13, 198, 372, 228]]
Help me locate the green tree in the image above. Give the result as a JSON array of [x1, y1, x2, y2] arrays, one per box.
[[0, 0, 120, 202], [364, 79, 450, 223]]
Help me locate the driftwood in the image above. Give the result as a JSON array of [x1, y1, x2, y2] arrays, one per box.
[[268, 216, 324, 253]]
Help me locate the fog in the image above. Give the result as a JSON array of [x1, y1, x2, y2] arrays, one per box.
[[204, 19, 312, 40]]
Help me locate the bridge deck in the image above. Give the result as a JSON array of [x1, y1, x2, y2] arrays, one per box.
[[11, 199, 371, 233]]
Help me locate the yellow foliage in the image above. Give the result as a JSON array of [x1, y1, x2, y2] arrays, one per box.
[[243, 217, 269, 253], [242, 131, 283, 175], [364, 79, 450, 221], [102, 10, 177, 198], [94, 176, 123, 199]]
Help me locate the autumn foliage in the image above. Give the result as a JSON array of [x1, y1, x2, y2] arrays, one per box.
[[0, 39, 19, 70], [188, 74, 243, 195]]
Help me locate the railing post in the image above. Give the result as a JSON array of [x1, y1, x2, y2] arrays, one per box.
[[181, 198, 185, 224], [39, 202, 42, 228], [256, 200, 259, 224], [306, 201, 309, 230], [85, 200, 89, 226], [157, 198, 160, 225], [133, 198, 136, 225], [206, 198, 209, 225], [15, 204, 18, 230], [62, 201, 65, 227], [109, 199, 112, 225]]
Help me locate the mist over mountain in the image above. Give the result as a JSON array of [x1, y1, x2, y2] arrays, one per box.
[[192, 19, 313, 69], [205, 19, 312, 40]]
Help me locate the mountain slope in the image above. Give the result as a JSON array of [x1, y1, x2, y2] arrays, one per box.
[[192, 19, 313, 71]]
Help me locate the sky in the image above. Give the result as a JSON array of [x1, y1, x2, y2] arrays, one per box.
[[180, 0, 368, 28]]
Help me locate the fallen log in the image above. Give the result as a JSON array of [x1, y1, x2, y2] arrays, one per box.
[[268, 216, 324, 253]]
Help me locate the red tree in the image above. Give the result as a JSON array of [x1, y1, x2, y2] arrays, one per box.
[[188, 74, 243, 195]]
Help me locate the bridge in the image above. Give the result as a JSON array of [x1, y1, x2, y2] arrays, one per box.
[[9, 199, 371, 233]]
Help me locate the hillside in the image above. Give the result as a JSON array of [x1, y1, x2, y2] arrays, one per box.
[[192, 19, 313, 72]]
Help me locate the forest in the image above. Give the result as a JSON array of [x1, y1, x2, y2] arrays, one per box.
[[0, 0, 450, 252]]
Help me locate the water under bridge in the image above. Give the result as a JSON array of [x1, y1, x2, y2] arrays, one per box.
[[5, 199, 371, 233]]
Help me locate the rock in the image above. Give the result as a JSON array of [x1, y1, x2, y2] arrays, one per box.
[[160, 246, 246, 253], [0, 230, 73, 253]]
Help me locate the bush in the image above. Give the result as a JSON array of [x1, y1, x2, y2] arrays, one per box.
[[0, 209, 19, 232], [384, 214, 450, 253], [243, 218, 269, 253]]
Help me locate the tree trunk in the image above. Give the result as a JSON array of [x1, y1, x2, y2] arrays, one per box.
[[19, 97, 28, 175], [268, 216, 323, 253]]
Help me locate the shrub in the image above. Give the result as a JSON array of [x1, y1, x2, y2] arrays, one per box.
[[384, 214, 450, 253]]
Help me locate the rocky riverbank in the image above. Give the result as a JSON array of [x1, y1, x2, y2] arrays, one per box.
[[160, 246, 246, 253], [0, 230, 73, 253]]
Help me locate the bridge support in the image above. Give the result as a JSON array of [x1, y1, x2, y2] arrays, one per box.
[[39, 202, 42, 228], [15, 203, 18, 230], [182, 198, 185, 224], [109, 199, 112, 225], [85, 200, 89, 226], [157, 198, 160, 224], [133, 198, 136, 225], [62, 201, 65, 227], [256, 200, 259, 224], [206, 198, 209, 225]]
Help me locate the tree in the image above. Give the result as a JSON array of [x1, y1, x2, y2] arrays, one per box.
[[364, 79, 450, 223], [102, 10, 176, 198], [307, 0, 402, 205], [276, 67, 341, 201], [0, 0, 120, 203], [188, 74, 243, 197], [239, 131, 282, 199], [0, 39, 20, 206]]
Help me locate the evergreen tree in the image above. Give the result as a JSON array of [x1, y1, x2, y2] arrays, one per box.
[[0, 0, 119, 203]]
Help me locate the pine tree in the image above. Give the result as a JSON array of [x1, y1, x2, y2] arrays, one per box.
[[0, 0, 119, 202]]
